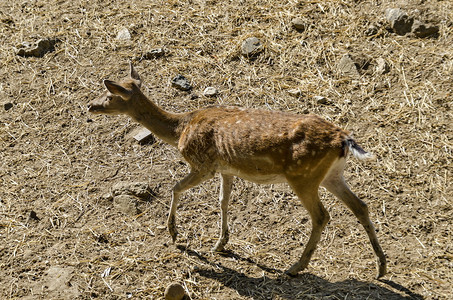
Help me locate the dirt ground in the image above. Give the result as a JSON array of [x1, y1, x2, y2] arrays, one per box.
[[0, 0, 451, 299]]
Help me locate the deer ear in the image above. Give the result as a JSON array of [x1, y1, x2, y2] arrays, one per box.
[[129, 62, 142, 87], [104, 80, 132, 99]]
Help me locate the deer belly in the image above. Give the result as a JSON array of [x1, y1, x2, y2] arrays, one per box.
[[216, 156, 287, 184]]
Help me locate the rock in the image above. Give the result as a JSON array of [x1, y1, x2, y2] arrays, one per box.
[[337, 54, 359, 77], [203, 87, 218, 97], [172, 75, 192, 91], [129, 127, 155, 144], [375, 57, 390, 74], [113, 194, 140, 215], [287, 89, 302, 97], [101, 193, 113, 202], [241, 37, 263, 58], [4, 102, 13, 111], [117, 27, 131, 40], [313, 96, 333, 105], [385, 8, 414, 36], [112, 182, 152, 199], [164, 283, 186, 300], [411, 19, 439, 38], [139, 48, 165, 60], [291, 18, 306, 31], [384, 8, 438, 38], [28, 210, 40, 222], [16, 38, 59, 57]]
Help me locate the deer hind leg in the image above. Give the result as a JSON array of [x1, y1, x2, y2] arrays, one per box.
[[212, 174, 234, 252], [168, 170, 214, 243], [285, 178, 330, 276], [322, 173, 387, 278]]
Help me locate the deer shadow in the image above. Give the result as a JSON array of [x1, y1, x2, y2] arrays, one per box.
[[177, 245, 422, 300]]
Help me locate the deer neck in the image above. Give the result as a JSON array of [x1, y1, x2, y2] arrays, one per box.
[[127, 93, 185, 147]]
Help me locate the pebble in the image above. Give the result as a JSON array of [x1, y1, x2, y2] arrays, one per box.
[[140, 48, 165, 60], [117, 27, 131, 40], [337, 54, 359, 77], [4, 102, 13, 111], [241, 37, 263, 57], [164, 283, 186, 300], [384, 8, 439, 38], [375, 57, 390, 74], [385, 8, 413, 36], [203, 87, 218, 97], [16, 38, 59, 57], [172, 75, 192, 91], [129, 127, 155, 144], [291, 18, 306, 31], [112, 181, 152, 199], [287, 89, 302, 97], [28, 210, 40, 222], [313, 96, 333, 105]]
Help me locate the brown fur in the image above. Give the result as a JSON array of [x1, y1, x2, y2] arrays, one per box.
[[88, 64, 387, 278]]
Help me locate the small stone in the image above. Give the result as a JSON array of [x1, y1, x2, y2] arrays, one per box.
[[172, 75, 192, 91], [140, 48, 165, 60], [337, 54, 359, 77], [313, 96, 333, 105], [241, 37, 263, 57], [164, 283, 186, 300], [112, 182, 152, 199], [117, 27, 131, 40], [4, 102, 13, 111], [28, 210, 40, 222], [16, 38, 59, 58], [129, 127, 155, 144], [203, 87, 218, 97], [384, 8, 414, 36], [291, 18, 305, 31], [287, 89, 302, 97], [101, 193, 113, 202], [384, 8, 439, 38], [375, 57, 390, 74]]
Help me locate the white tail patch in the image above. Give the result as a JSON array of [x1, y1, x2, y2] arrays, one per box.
[[345, 137, 376, 160]]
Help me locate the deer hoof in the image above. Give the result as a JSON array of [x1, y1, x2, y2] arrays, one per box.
[[285, 263, 302, 276], [377, 261, 387, 279], [212, 243, 225, 252]]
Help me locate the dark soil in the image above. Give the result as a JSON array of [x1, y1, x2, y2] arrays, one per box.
[[0, 0, 451, 299]]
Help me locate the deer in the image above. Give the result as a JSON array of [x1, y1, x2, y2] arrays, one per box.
[[87, 63, 387, 278]]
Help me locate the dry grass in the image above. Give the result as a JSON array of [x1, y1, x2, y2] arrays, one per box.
[[0, 0, 452, 299]]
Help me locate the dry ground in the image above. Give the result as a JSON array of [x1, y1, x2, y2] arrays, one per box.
[[0, 0, 452, 299]]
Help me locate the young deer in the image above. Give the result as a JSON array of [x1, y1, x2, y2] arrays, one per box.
[[88, 63, 387, 278]]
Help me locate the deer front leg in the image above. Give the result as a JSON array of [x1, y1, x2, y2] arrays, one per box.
[[212, 174, 234, 252], [286, 180, 330, 276], [168, 170, 214, 243]]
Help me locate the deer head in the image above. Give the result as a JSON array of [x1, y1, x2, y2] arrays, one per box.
[[88, 63, 142, 115]]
